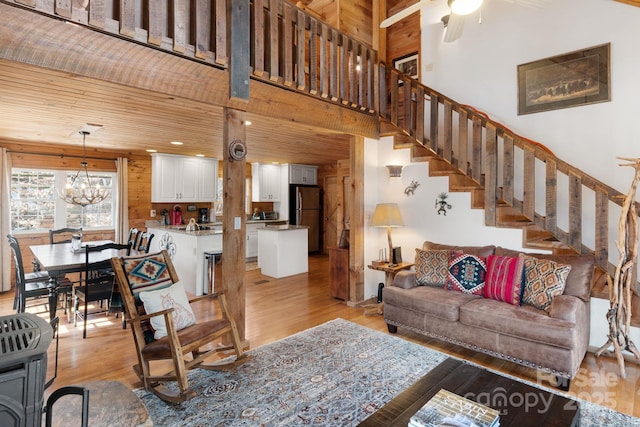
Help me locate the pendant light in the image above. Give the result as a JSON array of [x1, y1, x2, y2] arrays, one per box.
[[58, 131, 109, 207]]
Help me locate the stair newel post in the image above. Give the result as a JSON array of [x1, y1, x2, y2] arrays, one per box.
[[595, 157, 640, 378]]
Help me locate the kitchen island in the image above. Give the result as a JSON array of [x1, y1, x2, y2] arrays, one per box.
[[147, 224, 222, 296], [147, 219, 285, 296], [258, 225, 309, 278]]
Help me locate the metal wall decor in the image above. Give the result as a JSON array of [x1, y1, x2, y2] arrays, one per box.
[[404, 180, 420, 196], [435, 192, 452, 215], [229, 139, 247, 161]]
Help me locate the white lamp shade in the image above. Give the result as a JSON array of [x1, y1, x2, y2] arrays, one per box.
[[371, 203, 404, 227]]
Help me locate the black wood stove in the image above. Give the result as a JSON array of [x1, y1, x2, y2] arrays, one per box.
[[0, 313, 53, 427]]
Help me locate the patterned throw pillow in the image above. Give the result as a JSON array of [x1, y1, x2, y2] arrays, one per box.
[[446, 253, 487, 295], [415, 249, 458, 287], [484, 255, 525, 306], [521, 254, 572, 311], [139, 282, 196, 339]]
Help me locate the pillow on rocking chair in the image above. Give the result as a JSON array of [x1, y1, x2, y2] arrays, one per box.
[[139, 281, 196, 339]]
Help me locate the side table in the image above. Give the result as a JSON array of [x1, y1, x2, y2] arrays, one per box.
[[364, 262, 414, 316], [367, 261, 414, 287]]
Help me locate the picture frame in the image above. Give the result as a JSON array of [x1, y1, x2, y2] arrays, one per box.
[[393, 52, 419, 80], [517, 43, 610, 115]]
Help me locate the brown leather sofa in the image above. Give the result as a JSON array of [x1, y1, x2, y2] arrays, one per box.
[[383, 241, 595, 388]]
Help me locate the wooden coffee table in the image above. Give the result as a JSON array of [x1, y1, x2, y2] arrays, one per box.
[[359, 358, 579, 426]]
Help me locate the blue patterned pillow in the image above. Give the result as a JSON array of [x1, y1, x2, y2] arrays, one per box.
[[123, 252, 173, 302], [446, 253, 487, 295]]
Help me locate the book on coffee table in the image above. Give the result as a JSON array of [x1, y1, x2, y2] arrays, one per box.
[[409, 388, 500, 427]]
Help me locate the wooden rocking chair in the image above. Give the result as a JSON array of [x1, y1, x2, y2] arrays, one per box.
[[110, 250, 246, 403]]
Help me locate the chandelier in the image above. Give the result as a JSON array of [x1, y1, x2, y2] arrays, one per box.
[[58, 131, 110, 207]]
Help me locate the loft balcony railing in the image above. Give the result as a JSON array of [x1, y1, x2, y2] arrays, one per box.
[[6, 0, 639, 293], [5, 0, 377, 113]]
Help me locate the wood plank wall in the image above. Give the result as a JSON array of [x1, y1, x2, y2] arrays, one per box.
[[385, 2, 420, 69], [305, 0, 373, 47]]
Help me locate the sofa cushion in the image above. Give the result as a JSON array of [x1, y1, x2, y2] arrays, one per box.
[[520, 254, 571, 311], [415, 248, 459, 287], [459, 298, 577, 349], [494, 248, 595, 302], [383, 285, 480, 322], [484, 255, 525, 306], [423, 241, 496, 257], [392, 270, 418, 289], [446, 253, 487, 295]]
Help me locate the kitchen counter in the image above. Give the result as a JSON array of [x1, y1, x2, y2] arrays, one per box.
[[147, 225, 223, 296], [145, 219, 286, 236], [259, 224, 308, 231]]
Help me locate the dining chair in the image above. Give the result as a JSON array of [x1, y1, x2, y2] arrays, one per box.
[[49, 227, 82, 244], [74, 242, 131, 338], [135, 232, 154, 254], [110, 250, 246, 403], [7, 234, 72, 314], [127, 227, 141, 249]]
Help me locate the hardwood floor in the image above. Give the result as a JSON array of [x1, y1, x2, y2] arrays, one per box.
[[2, 254, 639, 418]]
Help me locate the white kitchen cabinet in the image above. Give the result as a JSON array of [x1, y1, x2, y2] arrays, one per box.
[[152, 153, 217, 202], [198, 157, 218, 201], [252, 163, 281, 202], [289, 164, 318, 185], [246, 223, 259, 258]]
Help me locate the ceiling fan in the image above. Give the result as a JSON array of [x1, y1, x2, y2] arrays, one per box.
[[380, 0, 549, 43]]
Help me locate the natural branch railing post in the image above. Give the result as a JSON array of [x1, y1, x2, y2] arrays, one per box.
[[595, 157, 640, 378]]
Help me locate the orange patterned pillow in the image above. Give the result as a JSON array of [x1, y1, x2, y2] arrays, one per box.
[[415, 249, 458, 287], [520, 254, 571, 311]]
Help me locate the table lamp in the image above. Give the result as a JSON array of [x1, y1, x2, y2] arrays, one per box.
[[371, 203, 404, 265]]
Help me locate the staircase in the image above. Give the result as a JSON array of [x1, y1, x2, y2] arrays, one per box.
[[379, 64, 640, 306]]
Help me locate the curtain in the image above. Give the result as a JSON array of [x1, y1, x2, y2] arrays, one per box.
[[115, 157, 129, 244], [1, 149, 12, 291]]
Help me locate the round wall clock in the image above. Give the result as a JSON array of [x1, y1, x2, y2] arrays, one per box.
[[229, 139, 247, 161]]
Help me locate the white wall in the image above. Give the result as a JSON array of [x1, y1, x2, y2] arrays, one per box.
[[364, 0, 640, 347], [420, 0, 640, 192]]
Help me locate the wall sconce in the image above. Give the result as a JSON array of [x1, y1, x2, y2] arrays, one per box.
[[386, 165, 403, 178]]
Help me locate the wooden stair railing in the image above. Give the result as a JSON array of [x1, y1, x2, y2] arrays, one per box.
[[379, 62, 640, 298]]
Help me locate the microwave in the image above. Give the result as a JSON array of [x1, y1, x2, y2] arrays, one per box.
[[263, 211, 278, 220]]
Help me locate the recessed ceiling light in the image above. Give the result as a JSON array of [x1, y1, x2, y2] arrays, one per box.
[[146, 149, 157, 153], [244, 120, 252, 126], [170, 141, 184, 145], [196, 154, 205, 157]]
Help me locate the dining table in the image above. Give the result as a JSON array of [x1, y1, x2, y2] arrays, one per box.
[[29, 240, 126, 321]]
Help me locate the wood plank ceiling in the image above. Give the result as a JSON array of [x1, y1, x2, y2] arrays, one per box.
[[0, 0, 362, 165], [0, 57, 354, 165]]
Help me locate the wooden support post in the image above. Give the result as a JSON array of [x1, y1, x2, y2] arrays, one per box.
[[222, 107, 247, 342], [229, 0, 250, 101], [348, 136, 365, 303]]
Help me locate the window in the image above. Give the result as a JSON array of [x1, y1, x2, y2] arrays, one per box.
[[11, 168, 116, 232]]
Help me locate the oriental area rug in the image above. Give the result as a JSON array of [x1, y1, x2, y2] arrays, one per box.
[[136, 319, 640, 426]]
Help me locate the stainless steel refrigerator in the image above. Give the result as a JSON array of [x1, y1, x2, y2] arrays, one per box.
[[290, 185, 321, 252]]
